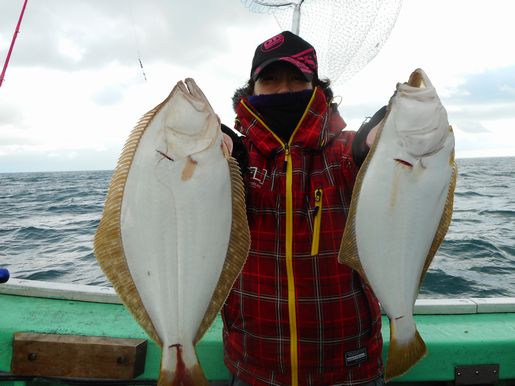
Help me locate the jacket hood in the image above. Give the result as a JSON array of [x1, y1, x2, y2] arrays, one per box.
[[234, 87, 346, 157]]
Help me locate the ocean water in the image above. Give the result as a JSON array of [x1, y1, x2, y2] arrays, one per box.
[[1, 157, 514, 298]]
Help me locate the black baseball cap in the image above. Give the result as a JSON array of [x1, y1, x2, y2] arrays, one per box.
[[251, 31, 318, 82]]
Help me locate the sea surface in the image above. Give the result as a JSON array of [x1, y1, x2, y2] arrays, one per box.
[[1, 157, 514, 298]]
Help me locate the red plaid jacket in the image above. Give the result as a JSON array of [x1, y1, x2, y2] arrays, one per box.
[[222, 87, 383, 386]]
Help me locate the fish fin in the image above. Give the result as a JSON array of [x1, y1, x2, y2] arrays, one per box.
[[338, 109, 390, 282], [194, 156, 250, 343], [337, 200, 366, 280], [158, 344, 208, 386], [385, 318, 427, 382], [157, 365, 207, 386], [94, 94, 174, 347], [418, 159, 458, 289]]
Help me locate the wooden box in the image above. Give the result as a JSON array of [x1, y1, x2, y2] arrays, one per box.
[[11, 332, 147, 379]]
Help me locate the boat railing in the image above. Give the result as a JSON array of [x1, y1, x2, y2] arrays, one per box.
[[2, 278, 515, 314]]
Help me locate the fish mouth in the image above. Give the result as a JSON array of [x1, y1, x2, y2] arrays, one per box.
[[178, 78, 216, 112], [398, 68, 434, 94], [173, 78, 207, 113], [407, 70, 426, 88], [183, 78, 205, 101]]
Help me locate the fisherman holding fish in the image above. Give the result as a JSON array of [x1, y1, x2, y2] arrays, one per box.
[[96, 26, 455, 385], [221, 31, 386, 386]]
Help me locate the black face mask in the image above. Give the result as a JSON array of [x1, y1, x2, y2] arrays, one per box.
[[248, 89, 313, 142]]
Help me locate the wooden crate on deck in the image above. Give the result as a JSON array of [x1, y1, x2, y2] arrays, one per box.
[[11, 332, 147, 379]]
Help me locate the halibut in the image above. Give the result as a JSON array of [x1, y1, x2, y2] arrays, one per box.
[[339, 69, 457, 381], [94, 79, 250, 385]]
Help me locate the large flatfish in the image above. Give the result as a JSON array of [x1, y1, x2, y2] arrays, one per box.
[[339, 69, 457, 381], [94, 78, 250, 385]]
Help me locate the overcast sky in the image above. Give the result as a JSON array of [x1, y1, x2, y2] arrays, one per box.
[[1, 0, 515, 173]]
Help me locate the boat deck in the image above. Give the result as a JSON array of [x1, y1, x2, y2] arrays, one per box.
[[1, 279, 515, 385]]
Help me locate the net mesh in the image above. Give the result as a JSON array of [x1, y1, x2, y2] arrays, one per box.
[[241, 0, 402, 84]]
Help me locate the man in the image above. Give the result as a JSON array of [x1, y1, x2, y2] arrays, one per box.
[[221, 31, 386, 386]]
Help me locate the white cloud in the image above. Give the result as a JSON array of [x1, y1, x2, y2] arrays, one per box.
[[500, 84, 515, 94], [453, 118, 515, 158], [57, 37, 85, 62], [1, 0, 515, 172], [453, 120, 489, 134]]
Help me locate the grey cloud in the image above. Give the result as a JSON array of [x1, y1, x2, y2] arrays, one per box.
[[452, 120, 490, 134], [445, 65, 515, 105], [341, 66, 515, 125], [445, 102, 515, 121], [435, 66, 515, 121], [1, 1, 258, 72]]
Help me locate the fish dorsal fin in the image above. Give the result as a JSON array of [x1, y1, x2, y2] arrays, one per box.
[[94, 95, 173, 347], [194, 156, 251, 343], [418, 156, 458, 289]]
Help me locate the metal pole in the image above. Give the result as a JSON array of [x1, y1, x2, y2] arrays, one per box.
[[0, 0, 29, 88], [291, 0, 304, 35]]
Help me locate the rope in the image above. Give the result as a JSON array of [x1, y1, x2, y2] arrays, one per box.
[[128, 0, 147, 82]]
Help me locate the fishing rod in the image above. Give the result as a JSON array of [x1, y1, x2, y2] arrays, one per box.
[[0, 0, 29, 88]]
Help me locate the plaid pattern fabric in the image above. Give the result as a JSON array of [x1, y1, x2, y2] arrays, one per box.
[[222, 88, 383, 386]]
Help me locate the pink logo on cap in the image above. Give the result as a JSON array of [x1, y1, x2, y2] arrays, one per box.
[[281, 57, 311, 73], [261, 33, 285, 52], [291, 48, 318, 72]]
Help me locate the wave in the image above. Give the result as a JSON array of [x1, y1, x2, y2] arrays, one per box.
[[450, 217, 482, 224], [469, 265, 514, 275], [420, 270, 479, 298], [23, 269, 70, 281], [13, 226, 65, 240], [454, 190, 492, 198], [477, 209, 515, 218], [47, 203, 103, 214], [440, 238, 504, 259], [420, 269, 511, 298]]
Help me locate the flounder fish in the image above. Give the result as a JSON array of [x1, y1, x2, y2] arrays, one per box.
[[94, 78, 250, 385], [338, 68, 457, 381]]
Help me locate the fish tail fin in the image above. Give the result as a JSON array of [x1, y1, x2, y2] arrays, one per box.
[[385, 317, 427, 382], [158, 344, 209, 386]]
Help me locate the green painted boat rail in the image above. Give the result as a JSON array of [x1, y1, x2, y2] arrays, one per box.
[[1, 279, 515, 385]]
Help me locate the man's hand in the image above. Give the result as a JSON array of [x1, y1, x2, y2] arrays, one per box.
[[222, 133, 234, 156], [366, 120, 383, 147]]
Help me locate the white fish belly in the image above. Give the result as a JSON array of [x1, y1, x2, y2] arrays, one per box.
[[355, 132, 453, 325], [120, 116, 231, 348]]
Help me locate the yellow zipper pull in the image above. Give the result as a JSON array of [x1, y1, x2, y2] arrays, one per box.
[[311, 188, 323, 256], [313, 188, 322, 214], [283, 143, 290, 172]]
